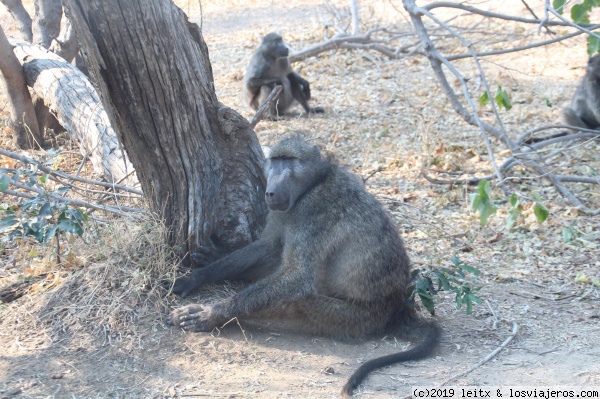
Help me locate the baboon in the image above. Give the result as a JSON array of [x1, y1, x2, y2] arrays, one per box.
[[243, 33, 324, 118], [167, 137, 439, 398], [563, 54, 600, 129]]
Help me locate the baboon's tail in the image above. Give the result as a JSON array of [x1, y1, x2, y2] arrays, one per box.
[[341, 319, 440, 398]]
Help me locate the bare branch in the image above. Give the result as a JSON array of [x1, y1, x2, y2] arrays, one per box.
[[288, 29, 420, 63], [0, 147, 143, 195], [446, 29, 598, 61], [4, 179, 148, 217], [424, 2, 598, 28], [248, 85, 283, 129]]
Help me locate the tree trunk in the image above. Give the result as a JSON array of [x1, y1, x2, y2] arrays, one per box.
[[0, 26, 42, 149], [49, 17, 78, 62], [0, 0, 33, 42], [63, 0, 268, 263], [10, 39, 138, 186], [32, 0, 62, 49]]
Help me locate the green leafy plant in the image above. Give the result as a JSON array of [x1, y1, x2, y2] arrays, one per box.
[[506, 193, 550, 231], [470, 180, 498, 227], [531, 192, 549, 223], [478, 86, 513, 111], [0, 152, 87, 263], [410, 256, 482, 315], [554, 0, 600, 55]]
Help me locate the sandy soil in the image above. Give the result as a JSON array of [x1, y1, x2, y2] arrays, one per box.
[[0, 1, 599, 398]]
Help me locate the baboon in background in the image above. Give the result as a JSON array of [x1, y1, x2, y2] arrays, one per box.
[[167, 136, 439, 398], [243, 33, 324, 118], [563, 54, 600, 129]]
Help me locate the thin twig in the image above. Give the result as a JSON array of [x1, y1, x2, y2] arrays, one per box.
[[0, 148, 143, 195], [3, 182, 148, 217], [438, 321, 519, 387]]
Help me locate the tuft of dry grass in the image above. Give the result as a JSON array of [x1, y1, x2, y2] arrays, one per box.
[[0, 215, 180, 348]]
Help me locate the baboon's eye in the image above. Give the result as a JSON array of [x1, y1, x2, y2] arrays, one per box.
[[270, 156, 295, 161]]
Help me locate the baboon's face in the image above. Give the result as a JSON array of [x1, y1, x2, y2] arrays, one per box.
[[264, 157, 301, 212], [264, 139, 327, 212], [262, 33, 289, 59]]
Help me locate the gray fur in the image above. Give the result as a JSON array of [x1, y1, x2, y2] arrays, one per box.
[[168, 137, 438, 397], [242, 33, 323, 117], [564, 54, 600, 129]]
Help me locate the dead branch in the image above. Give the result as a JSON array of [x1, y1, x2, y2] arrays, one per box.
[[446, 28, 598, 61], [424, 2, 598, 28], [289, 29, 420, 63], [0, 147, 147, 218], [438, 321, 519, 387], [0, 148, 142, 195], [248, 85, 284, 129], [3, 184, 147, 217], [403, 0, 600, 215]]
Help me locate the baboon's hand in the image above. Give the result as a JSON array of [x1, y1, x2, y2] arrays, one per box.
[[167, 304, 219, 332], [308, 106, 325, 114], [171, 270, 205, 298]]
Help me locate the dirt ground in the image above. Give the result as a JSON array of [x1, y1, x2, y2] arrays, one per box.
[[1, 1, 599, 398]]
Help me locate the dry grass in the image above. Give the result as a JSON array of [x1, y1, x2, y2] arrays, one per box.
[[1, 216, 179, 349]]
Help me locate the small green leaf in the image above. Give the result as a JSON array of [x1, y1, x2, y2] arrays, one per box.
[[0, 215, 19, 232], [466, 295, 473, 314], [58, 219, 84, 236], [0, 174, 9, 192], [39, 175, 47, 184], [459, 264, 481, 276], [571, 4, 589, 23], [44, 225, 58, 242], [582, 0, 595, 11], [38, 203, 53, 219], [479, 91, 490, 106], [587, 35, 600, 56], [494, 86, 513, 111], [456, 294, 463, 309], [432, 270, 451, 291], [66, 208, 85, 222], [509, 193, 518, 207], [553, 0, 566, 14], [531, 192, 549, 223], [418, 292, 435, 315], [543, 96, 552, 107], [533, 204, 549, 223], [471, 181, 498, 227]]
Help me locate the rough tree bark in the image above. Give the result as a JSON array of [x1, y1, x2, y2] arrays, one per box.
[[0, 26, 42, 149], [0, 0, 33, 42], [63, 0, 268, 263], [49, 17, 78, 62], [11, 39, 138, 186], [32, 0, 62, 49]]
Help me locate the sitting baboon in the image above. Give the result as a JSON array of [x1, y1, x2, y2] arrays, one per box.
[[167, 137, 439, 398], [243, 33, 324, 118], [563, 54, 600, 129]]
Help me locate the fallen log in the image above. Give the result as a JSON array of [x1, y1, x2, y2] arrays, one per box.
[[10, 38, 139, 188]]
